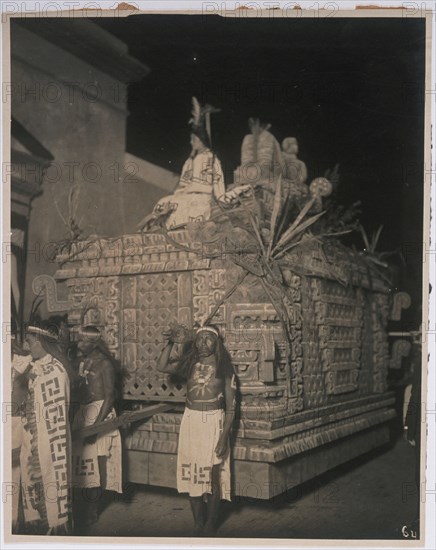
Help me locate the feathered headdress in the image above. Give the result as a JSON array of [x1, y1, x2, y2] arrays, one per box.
[[189, 97, 221, 148], [27, 290, 44, 329], [248, 117, 271, 135]]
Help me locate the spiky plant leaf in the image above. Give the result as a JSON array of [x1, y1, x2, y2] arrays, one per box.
[[359, 225, 371, 251], [276, 198, 315, 246], [267, 174, 283, 258], [372, 225, 384, 252], [273, 210, 326, 257], [273, 197, 316, 253]]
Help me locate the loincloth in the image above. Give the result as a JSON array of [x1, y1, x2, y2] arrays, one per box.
[[177, 408, 231, 501], [72, 400, 122, 493]]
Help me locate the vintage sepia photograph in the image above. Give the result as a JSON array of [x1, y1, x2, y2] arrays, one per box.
[[1, 3, 433, 547]]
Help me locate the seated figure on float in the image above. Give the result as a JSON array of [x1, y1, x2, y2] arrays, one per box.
[[231, 123, 308, 205], [281, 137, 309, 198], [230, 121, 333, 216], [138, 99, 229, 231], [281, 136, 335, 213], [233, 119, 282, 208]]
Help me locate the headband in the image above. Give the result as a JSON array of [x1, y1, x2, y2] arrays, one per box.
[[26, 325, 58, 341], [195, 326, 219, 338], [77, 325, 101, 337]]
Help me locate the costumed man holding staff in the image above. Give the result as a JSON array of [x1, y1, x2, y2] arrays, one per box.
[[71, 325, 122, 528], [157, 324, 237, 535], [16, 323, 72, 535]]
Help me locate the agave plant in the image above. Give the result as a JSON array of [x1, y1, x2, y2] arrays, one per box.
[[52, 183, 84, 241], [355, 224, 402, 285], [49, 183, 107, 266], [48, 183, 85, 261], [158, 185, 333, 344]]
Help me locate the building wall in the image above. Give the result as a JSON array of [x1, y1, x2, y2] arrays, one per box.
[[10, 23, 171, 318], [123, 152, 179, 232]]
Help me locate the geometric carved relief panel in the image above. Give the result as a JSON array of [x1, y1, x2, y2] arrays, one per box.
[[311, 278, 364, 395], [122, 273, 186, 400], [68, 276, 121, 359]]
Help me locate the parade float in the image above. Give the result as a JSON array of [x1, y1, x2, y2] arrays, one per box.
[[37, 109, 412, 500]]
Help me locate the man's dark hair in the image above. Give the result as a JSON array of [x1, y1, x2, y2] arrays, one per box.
[[79, 326, 123, 410], [79, 326, 117, 362], [175, 328, 234, 381]]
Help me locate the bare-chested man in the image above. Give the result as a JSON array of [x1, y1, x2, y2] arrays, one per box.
[[157, 324, 237, 535], [71, 326, 122, 528]]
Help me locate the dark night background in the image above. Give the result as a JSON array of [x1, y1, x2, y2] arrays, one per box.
[[97, 15, 425, 324]]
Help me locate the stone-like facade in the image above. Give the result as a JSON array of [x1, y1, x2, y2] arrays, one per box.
[[48, 230, 397, 498]]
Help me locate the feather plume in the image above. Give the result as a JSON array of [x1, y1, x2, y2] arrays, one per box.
[[189, 96, 202, 126], [29, 292, 43, 324], [202, 103, 221, 116], [324, 163, 340, 187], [249, 118, 271, 135], [249, 118, 259, 136]]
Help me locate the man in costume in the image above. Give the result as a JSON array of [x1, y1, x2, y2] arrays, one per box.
[[71, 325, 122, 527], [138, 97, 232, 231], [403, 328, 422, 537], [157, 324, 237, 535], [18, 324, 72, 535], [11, 325, 32, 533]]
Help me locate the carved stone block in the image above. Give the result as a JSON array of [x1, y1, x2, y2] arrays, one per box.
[[32, 274, 73, 312], [389, 339, 412, 370], [390, 291, 411, 321]]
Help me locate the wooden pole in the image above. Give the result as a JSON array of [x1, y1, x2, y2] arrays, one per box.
[[205, 112, 212, 148], [72, 403, 173, 440]]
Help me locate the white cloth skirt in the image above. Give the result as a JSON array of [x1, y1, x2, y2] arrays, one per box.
[[177, 408, 231, 501], [72, 400, 122, 493]]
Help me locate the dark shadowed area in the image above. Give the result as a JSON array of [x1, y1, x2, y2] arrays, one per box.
[[95, 15, 426, 324], [83, 439, 419, 539]]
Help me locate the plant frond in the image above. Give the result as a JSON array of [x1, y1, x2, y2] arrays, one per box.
[[267, 174, 283, 258], [273, 198, 316, 252], [359, 224, 371, 251], [273, 207, 325, 256], [372, 224, 384, 252]]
